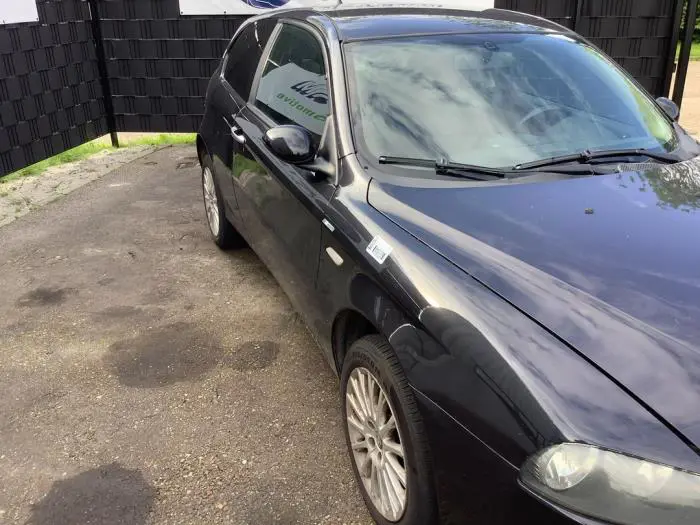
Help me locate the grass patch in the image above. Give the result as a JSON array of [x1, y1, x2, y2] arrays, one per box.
[[676, 41, 700, 61], [1, 133, 195, 184], [1, 140, 113, 184], [120, 133, 196, 147]]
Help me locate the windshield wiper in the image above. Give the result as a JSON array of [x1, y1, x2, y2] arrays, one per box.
[[514, 148, 679, 171], [378, 156, 507, 180]]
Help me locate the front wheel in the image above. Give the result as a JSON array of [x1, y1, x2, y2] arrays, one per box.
[[201, 156, 244, 249], [341, 335, 438, 525]]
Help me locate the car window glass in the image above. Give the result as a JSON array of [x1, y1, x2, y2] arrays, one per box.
[[224, 20, 276, 101], [254, 24, 330, 141], [344, 33, 678, 169]]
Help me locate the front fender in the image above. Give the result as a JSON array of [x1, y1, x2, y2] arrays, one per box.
[[326, 169, 699, 474]]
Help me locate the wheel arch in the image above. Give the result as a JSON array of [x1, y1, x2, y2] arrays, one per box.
[[196, 134, 210, 165], [332, 309, 378, 374], [331, 273, 417, 375]]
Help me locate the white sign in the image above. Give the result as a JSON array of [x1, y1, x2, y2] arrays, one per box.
[[256, 62, 329, 135], [180, 0, 494, 16], [0, 0, 39, 24], [180, 0, 331, 15]]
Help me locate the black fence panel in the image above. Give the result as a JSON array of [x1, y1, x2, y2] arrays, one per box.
[[579, 0, 679, 97], [0, 0, 108, 177], [104, 0, 680, 134], [99, 0, 245, 132], [0, 0, 684, 176], [495, 0, 680, 96], [495, 0, 579, 28]]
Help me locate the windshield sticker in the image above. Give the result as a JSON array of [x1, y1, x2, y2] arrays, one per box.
[[367, 236, 393, 265]]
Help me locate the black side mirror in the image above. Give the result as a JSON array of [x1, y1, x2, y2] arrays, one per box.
[[656, 97, 680, 121], [263, 123, 335, 179], [263, 125, 317, 165]]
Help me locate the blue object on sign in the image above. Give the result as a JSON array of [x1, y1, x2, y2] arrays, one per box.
[[243, 0, 290, 7]]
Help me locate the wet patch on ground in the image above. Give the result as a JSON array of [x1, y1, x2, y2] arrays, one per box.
[[104, 322, 226, 388], [226, 340, 280, 371], [16, 286, 77, 308], [26, 464, 156, 525]]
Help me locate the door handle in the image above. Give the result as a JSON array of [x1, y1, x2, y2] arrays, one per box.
[[230, 125, 246, 145]]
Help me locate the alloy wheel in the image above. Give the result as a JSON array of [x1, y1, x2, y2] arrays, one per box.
[[346, 367, 408, 522], [202, 166, 220, 237]]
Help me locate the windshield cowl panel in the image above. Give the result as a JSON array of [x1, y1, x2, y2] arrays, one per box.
[[344, 32, 680, 171]]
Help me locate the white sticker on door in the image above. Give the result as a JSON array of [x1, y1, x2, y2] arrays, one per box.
[[366, 236, 393, 265]]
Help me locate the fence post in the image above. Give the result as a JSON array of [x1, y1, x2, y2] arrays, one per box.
[[674, 0, 699, 110], [88, 0, 119, 147], [664, 0, 686, 98], [572, 0, 584, 32]]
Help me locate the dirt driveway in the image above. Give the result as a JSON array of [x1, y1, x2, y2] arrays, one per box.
[[0, 146, 370, 524]]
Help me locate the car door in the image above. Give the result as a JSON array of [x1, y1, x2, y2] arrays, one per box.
[[207, 18, 276, 229], [231, 21, 336, 337]]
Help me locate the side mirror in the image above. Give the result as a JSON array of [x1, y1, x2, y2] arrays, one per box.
[[263, 124, 335, 179], [656, 97, 680, 121], [263, 125, 316, 165]]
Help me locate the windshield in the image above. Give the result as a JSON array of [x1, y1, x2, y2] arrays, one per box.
[[344, 32, 678, 169]]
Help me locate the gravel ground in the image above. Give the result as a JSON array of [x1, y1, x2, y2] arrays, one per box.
[[0, 145, 370, 524], [0, 146, 156, 228]]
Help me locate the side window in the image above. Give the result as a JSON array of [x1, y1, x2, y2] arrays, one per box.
[[224, 19, 276, 101], [254, 24, 330, 141]]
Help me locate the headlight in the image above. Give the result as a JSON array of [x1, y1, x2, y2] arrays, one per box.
[[520, 443, 700, 524]]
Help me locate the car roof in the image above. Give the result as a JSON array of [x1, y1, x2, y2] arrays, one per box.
[[303, 5, 571, 41]]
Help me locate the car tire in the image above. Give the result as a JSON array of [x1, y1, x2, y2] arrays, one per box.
[[200, 155, 244, 249], [341, 335, 438, 525]]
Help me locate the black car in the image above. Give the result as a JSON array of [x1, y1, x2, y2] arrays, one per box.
[[196, 5, 700, 525]]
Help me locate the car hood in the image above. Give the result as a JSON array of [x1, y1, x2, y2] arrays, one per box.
[[368, 159, 700, 450]]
